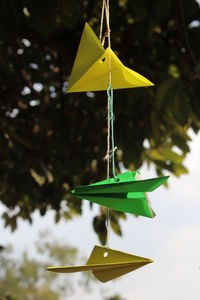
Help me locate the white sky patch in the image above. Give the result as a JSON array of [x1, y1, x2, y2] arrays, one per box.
[[143, 138, 150, 149], [30, 100, 40, 107], [29, 63, 39, 70], [172, 145, 183, 155], [33, 82, 43, 92], [189, 20, 200, 28], [22, 38, 31, 47], [23, 7, 30, 17], [17, 48, 24, 55], [122, 224, 200, 300], [21, 86, 31, 95]]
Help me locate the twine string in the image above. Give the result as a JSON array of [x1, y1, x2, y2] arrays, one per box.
[[99, 0, 114, 252], [107, 83, 118, 181], [99, 0, 105, 42]]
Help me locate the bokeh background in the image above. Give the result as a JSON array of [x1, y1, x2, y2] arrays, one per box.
[[1, 1, 200, 299]]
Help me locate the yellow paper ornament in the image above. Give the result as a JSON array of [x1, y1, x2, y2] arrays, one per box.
[[67, 23, 154, 93], [47, 245, 153, 283]]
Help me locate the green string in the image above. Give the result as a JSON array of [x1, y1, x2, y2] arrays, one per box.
[[107, 83, 118, 182]]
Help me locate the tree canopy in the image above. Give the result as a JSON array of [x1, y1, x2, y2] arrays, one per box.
[[0, 0, 200, 242]]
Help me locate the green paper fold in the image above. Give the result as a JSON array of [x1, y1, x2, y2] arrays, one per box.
[[72, 171, 169, 218]]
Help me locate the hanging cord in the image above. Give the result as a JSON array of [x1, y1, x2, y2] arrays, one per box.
[[99, 0, 105, 42], [99, 0, 111, 47], [106, 0, 111, 253], [99, 0, 114, 252], [104, 0, 112, 84], [99, 0, 111, 81], [107, 83, 118, 181], [102, 0, 112, 183], [103, 0, 112, 182]]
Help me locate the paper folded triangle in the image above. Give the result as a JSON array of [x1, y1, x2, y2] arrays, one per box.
[[47, 245, 153, 283], [67, 23, 154, 93], [72, 171, 169, 217]]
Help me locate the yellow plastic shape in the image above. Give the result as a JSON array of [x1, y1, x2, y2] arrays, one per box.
[[47, 245, 153, 283], [67, 23, 154, 93]]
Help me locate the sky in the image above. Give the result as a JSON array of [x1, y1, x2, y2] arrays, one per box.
[[1, 130, 200, 299]]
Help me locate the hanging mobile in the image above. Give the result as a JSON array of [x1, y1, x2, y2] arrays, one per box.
[[47, 0, 169, 282]]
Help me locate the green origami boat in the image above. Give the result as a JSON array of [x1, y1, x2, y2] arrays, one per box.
[[72, 171, 169, 218]]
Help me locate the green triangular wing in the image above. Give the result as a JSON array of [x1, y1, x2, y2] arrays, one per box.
[[73, 174, 169, 195], [73, 192, 154, 218]]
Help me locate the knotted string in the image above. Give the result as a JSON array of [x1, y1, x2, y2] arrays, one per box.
[[107, 83, 118, 182], [99, 0, 115, 253]]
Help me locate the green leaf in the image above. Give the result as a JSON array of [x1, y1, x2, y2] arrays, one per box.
[[110, 219, 122, 236], [156, 78, 179, 110], [93, 215, 106, 245], [172, 135, 190, 153], [173, 164, 188, 177], [147, 146, 184, 164], [172, 92, 191, 126]]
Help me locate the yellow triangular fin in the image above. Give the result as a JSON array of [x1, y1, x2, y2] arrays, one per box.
[[87, 246, 152, 282], [87, 245, 152, 265], [68, 22, 105, 91]]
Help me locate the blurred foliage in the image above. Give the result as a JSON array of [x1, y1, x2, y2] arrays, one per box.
[[0, 0, 200, 242], [105, 295, 126, 300], [0, 231, 87, 300], [0, 231, 124, 300]]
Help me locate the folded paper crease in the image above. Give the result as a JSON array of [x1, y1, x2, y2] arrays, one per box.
[[67, 23, 154, 93], [72, 171, 169, 217], [47, 245, 153, 283]]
